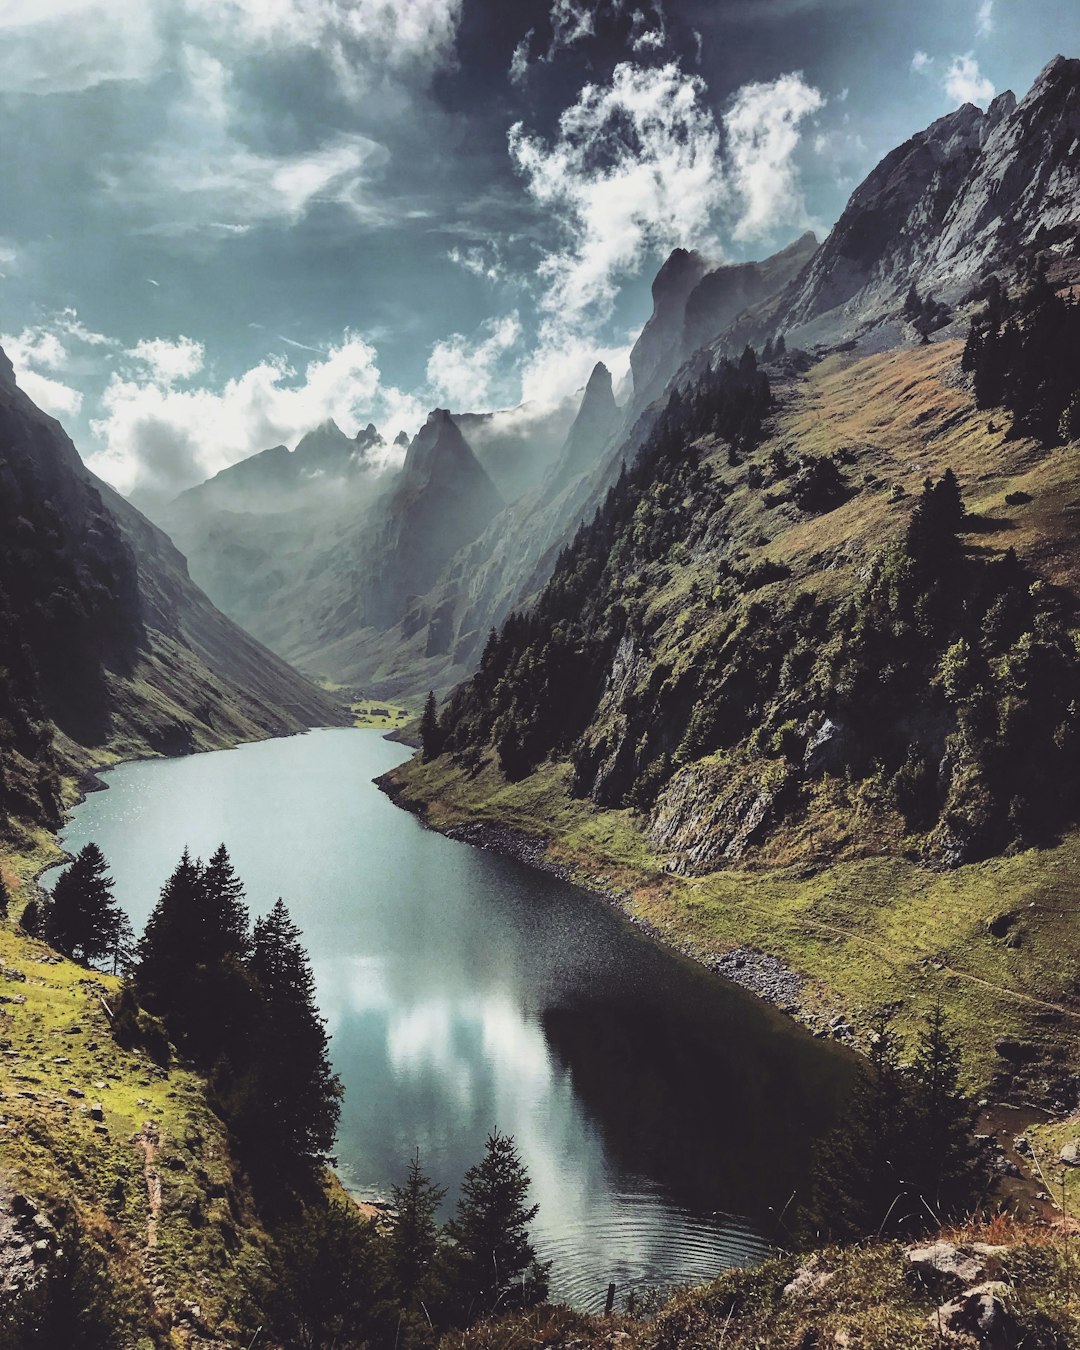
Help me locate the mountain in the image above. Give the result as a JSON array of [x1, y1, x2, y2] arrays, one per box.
[[451, 396, 581, 500], [627, 233, 819, 419], [776, 55, 1080, 345], [414, 58, 1080, 878], [0, 345, 346, 838]]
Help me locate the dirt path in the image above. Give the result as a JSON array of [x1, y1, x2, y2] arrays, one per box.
[[139, 1121, 162, 1249]]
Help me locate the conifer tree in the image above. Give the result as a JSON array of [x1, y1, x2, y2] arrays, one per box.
[[247, 898, 342, 1176], [390, 1150, 446, 1312], [446, 1131, 548, 1321], [420, 691, 442, 762], [135, 848, 205, 1017], [46, 843, 124, 967], [0, 872, 9, 919], [908, 1004, 988, 1219], [200, 844, 251, 963]]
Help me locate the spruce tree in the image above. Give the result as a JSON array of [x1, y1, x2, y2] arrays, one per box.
[[0, 872, 9, 919], [908, 1005, 988, 1221], [135, 849, 205, 1018], [420, 691, 442, 762], [247, 899, 342, 1178], [46, 843, 124, 967], [390, 1150, 447, 1312], [446, 1131, 548, 1322], [200, 844, 251, 963]]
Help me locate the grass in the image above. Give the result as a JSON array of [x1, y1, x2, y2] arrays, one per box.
[[351, 700, 412, 729], [447, 1221, 1080, 1350], [0, 867, 273, 1344], [392, 748, 1080, 1098]]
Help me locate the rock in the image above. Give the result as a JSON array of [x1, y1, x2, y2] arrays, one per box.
[[1013, 1134, 1032, 1156], [1060, 1140, 1080, 1167], [89, 1102, 104, 1121], [929, 1281, 1016, 1349], [783, 1262, 835, 1299], [906, 1241, 987, 1289]]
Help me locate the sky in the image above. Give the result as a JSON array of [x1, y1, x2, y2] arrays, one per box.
[[0, 0, 1077, 505]]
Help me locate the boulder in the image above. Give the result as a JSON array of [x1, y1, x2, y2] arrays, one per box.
[[929, 1281, 1016, 1349], [906, 1241, 987, 1290], [1060, 1140, 1080, 1167]]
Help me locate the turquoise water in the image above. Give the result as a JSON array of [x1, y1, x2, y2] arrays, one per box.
[[46, 727, 852, 1310]]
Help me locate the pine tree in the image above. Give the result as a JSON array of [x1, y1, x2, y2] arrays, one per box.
[[446, 1132, 548, 1322], [46, 843, 124, 967], [135, 849, 205, 1017], [20, 897, 41, 937], [0, 872, 9, 919], [420, 691, 442, 762], [390, 1150, 447, 1311], [247, 899, 342, 1177], [804, 1008, 915, 1240], [908, 1005, 988, 1221], [200, 844, 251, 963]]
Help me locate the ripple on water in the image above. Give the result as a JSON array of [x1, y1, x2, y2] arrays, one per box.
[[535, 1194, 771, 1313]]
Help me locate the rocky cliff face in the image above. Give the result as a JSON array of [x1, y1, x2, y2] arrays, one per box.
[[779, 56, 1080, 342]]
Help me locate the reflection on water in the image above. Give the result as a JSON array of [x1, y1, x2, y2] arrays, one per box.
[[46, 728, 853, 1311]]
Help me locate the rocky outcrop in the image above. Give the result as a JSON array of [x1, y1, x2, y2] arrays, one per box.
[[649, 758, 790, 871], [779, 55, 1080, 344], [629, 248, 712, 413], [550, 362, 621, 487]]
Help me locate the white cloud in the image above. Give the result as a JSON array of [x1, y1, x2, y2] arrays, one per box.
[[944, 53, 995, 107], [911, 50, 933, 74], [723, 73, 825, 243], [100, 47, 388, 233], [509, 29, 533, 85], [975, 0, 994, 37], [128, 336, 206, 384], [0, 309, 118, 418], [0, 239, 18, 272], [447, 242, 506, 283], [510, 62, 727, 335], [548, 0, 597, 54], [0, 0, 163, 95], [426, 313, 522, 408], [88, 332, 424, 501], [0, 0, 462, 97]]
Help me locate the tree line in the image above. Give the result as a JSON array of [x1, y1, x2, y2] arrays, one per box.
[[7, 844, 550, 1348]]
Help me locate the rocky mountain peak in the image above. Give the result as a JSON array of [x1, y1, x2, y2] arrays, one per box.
[[0, 343, 15, 392], [552, 362, 621, 487], [776, 54, 1080, 344], [402, 409, 495, 494], [629, 249, 712, 409]]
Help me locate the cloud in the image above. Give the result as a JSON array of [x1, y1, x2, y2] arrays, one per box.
[[509, 29, 533, 85], [548, 0, 597, 55], [911, 50, 933, 74], [0, 309, 118, 417], [723, 73, 825, 242], [128, 336, 206, 384], [975, 0, 994, 37], [507, 58, 822, 405], [510, 61, 727, 334], [447, 242, 507, 283], [944, 53, 995, 107], [0, 0, 163, 95], [425, 313, 522, 408], [0, 0, 463, 98], [88, 332, 425, 502], [99, 47, 389, 233]]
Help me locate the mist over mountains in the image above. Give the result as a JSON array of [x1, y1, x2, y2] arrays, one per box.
[[127, 55, 1080, 706]]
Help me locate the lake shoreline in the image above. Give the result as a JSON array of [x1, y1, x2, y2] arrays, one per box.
[[376, 773, 835, 1044]]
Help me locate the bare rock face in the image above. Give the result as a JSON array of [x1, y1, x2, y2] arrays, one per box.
[[629, 248, 712, 412], [779, 55, 1080, 344], [649, 758, 787, 871]]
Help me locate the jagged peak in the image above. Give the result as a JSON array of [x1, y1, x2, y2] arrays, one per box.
[[394, 430, 410, 448], [0, 343, 15, 391], [585, 361, 613, 395]]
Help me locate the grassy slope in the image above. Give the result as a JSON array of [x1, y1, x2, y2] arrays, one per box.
[[447, 1220, 1080, 1350], [390, 340, 1080, 1205], [0, 909, 272, 1344]]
